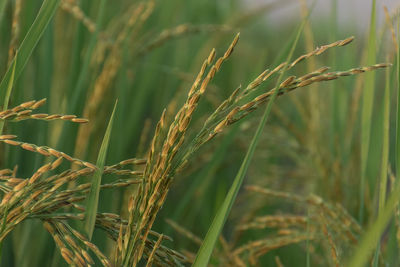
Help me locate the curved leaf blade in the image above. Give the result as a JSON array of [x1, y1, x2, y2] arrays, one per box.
[[84, 100, 118, 240], [0, 0, 60, 96]]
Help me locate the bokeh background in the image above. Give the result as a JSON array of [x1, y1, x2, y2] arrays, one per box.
[[245, 0, 399, 30]]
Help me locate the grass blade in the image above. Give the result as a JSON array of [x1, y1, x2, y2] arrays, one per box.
[[373, 60, 391, 267], [347, 177, 400, 267], [0, 0, 60, 98], [359, 0, 376, 223], [84, 100, 118, 240], [396, 20, 400, 187], [192, 3, 314, 264], [0, 54, 16, 135]]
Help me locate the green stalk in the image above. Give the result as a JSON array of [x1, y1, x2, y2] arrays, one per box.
[[359, 0, 377, 223], [373, 60, 391, 267], [0, 55, 16, 135], [396, 20, 400, 186]]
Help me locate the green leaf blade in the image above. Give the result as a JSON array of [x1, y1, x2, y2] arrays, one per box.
[[359, 0, 377, 223], [347, 179, 400, 267], [84, 100, 118, 240], [0, 54, 16, 135], [0, 0, 60, 97]]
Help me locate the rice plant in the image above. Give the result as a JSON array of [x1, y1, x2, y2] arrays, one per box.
[[0, 0, 398, 266]]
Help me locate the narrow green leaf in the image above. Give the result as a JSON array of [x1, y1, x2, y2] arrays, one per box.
[[0, 0, 60, 97], [84, 100, 118, 240], [192, 3, 315, 265], [347, 177, 400, 267], [373, 60, 391, 267], [0, 54, 16, 135], [359, 0, 377, 223], [363, 19, 400, 267], [396, 20, 400, 182], [378, 67, 390, 216]]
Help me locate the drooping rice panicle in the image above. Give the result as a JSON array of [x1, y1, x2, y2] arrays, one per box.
[[120, 33, 240, 266], [138, 24, 233, 55], [60, 0, 96, 33], [0, 99, 88, 123], [0, 99, 46, 116], [0, 137, 96, 169], [179, 63, 389, 165]]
